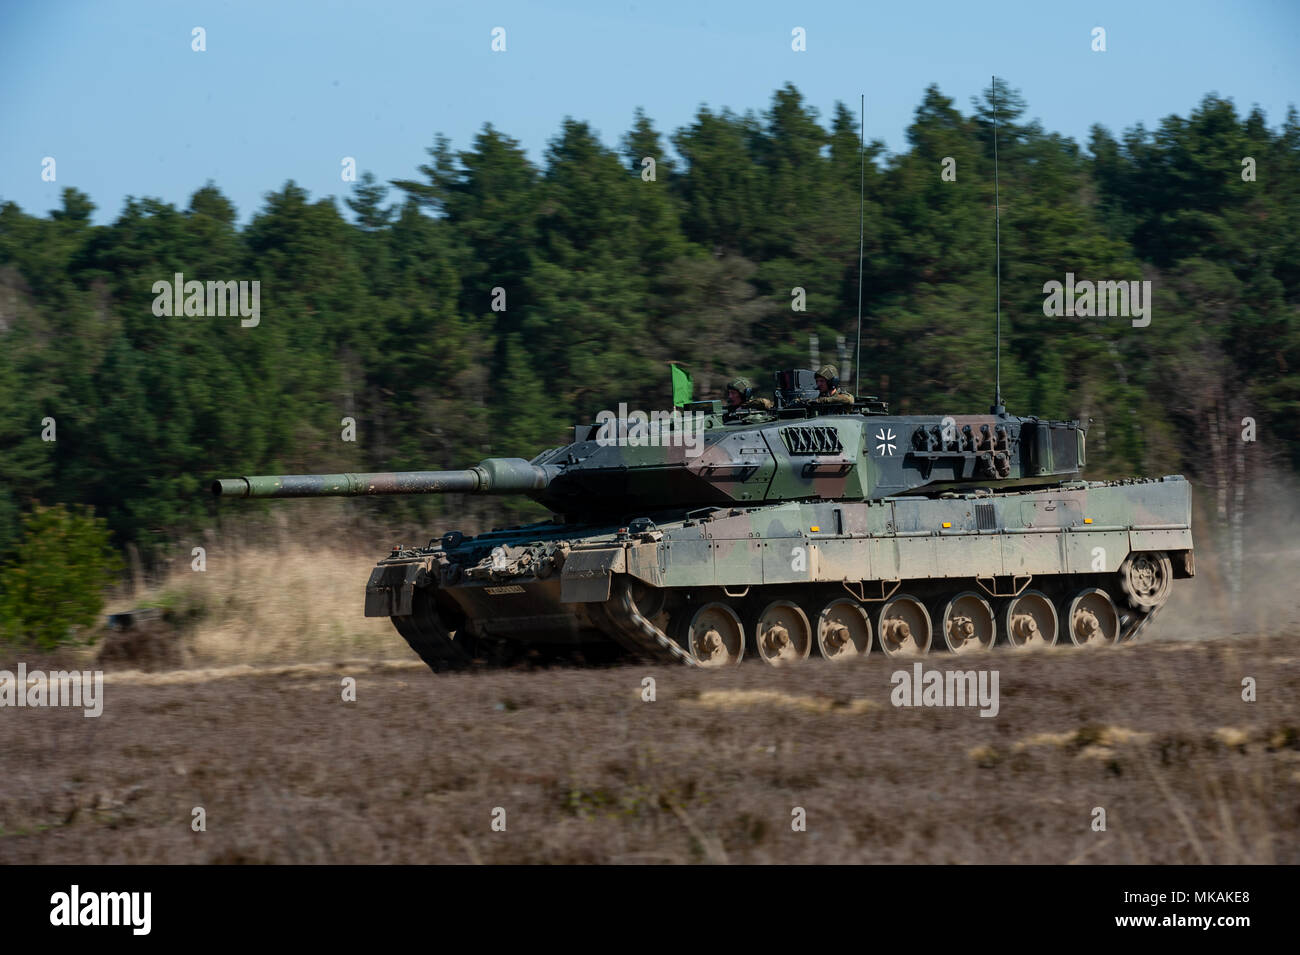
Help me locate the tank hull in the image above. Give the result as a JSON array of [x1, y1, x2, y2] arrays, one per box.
[[366, 476, 1194, 669]]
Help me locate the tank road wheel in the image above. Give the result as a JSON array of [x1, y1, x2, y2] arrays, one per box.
[[1003, 590, 1058, 649], [1118, 551, 1173, 612], [816, 598, 872, 662], [877, 595, 932, 657], [684, 602, 746, 668], [1064, 588, 1120, 647], [936, 591, 996, 654], [753, 600, 812, 667]]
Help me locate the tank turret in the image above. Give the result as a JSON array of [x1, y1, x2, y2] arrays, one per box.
[[213, 370, 1085, 520]]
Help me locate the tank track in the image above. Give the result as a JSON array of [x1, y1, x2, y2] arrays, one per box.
[[396, 576, 1166, 671], [397, 577, 696, 669], [1119, 602, 1162, 644], [588, 577, 1168, 665], [588, 577, 699, 667], [391, 589, 476, 671]]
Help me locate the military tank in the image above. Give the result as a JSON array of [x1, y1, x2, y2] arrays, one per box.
[[212, 368, 1193, 669]]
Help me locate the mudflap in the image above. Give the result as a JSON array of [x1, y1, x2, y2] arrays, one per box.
[[560, 547, 626, 603], [365, 562, 425, 617]]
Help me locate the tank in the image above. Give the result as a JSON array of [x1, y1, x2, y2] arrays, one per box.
[[211, 371, 1194, 670]]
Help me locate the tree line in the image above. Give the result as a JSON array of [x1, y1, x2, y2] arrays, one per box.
[[1, 80, 1296, 564]]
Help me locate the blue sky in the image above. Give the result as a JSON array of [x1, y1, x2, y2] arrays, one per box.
[[2, 0, 1296, 225]]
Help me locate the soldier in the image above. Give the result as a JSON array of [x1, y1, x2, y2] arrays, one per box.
[[725, 377, 773, 412], [812, 364, 854, 406]]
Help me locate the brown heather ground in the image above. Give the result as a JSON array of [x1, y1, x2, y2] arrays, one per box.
[[1, 628, 1297, 864]]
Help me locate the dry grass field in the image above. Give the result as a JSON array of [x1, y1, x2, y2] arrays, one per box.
[[102, 541, 410, 669]]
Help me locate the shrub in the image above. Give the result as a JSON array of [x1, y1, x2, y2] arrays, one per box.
[[0, 503, 123, 649]]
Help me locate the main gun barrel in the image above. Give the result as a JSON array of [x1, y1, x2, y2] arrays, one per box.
[[212, 457, 551, 499]]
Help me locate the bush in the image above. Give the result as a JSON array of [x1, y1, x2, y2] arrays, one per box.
[[0, 503, 124, 649]]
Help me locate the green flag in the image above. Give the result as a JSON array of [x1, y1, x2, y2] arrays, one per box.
[[670, 363, 693, 408]]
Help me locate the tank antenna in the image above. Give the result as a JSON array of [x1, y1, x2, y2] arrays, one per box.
[[991, 75, 1005, 416], [854, 92, 865, 398]]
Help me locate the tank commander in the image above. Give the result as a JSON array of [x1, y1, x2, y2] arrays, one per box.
[[812, 364, 854, 406], [725, 377, 773, 412]]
